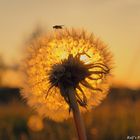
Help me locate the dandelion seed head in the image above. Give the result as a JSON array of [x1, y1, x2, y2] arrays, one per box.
[[21, 28, 113, 122]]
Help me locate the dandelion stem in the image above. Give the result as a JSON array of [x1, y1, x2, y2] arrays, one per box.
[[67, 87, 87, 140]]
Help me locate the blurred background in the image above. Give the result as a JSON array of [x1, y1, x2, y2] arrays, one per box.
[[0, 0, 140, 140]]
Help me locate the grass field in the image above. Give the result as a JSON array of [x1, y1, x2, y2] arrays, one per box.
[[0, 87, 139, 140]]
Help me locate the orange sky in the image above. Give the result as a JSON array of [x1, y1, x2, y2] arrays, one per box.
[[0, 0, 140, 88]]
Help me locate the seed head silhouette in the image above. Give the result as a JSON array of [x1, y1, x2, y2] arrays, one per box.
[[21, 28, 112, 122]]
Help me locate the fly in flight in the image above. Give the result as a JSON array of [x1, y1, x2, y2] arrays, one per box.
[[53, 25, 64, 29]]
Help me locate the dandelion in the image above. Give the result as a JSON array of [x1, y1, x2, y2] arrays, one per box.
[[21, 28, 112, 140]]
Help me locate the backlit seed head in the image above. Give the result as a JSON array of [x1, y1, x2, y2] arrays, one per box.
[[21, 28, 113, 122]]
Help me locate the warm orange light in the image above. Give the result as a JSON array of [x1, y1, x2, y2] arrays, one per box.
[[21, 28, 112, 121], [27, 115, 44, 131]]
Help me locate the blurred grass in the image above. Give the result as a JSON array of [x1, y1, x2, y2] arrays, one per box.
[[0, 87, 140, 140]]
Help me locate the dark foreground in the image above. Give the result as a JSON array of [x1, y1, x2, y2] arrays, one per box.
[[0, 87, 140, 140]]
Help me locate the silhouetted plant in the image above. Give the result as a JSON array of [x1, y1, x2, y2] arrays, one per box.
[[21, 28, 113, 140]]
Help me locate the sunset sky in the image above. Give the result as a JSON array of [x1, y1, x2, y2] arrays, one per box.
[[0, 0, 140, 88]]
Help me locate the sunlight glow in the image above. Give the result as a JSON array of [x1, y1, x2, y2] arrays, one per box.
[[21, 28, 112, 121]]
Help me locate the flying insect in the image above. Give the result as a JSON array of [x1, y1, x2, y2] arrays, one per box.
[[53, 25, 64, 29]]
